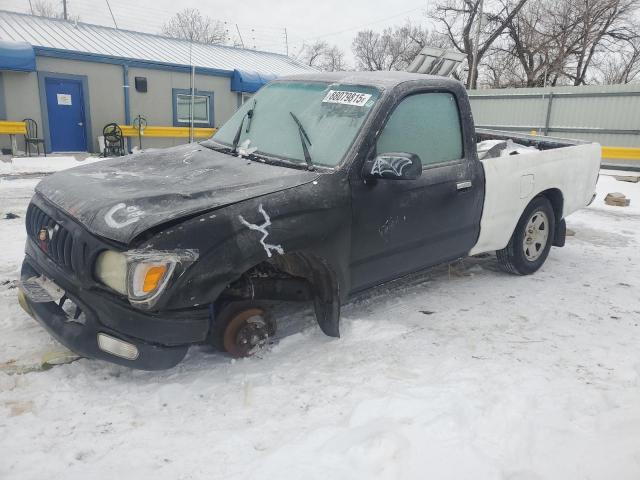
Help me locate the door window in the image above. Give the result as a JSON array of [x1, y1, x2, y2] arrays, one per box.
[[376, 92, 463, 166]]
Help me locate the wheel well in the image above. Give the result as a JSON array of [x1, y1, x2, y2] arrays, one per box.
[[221, 252, 341, 338], [241, 252, 336, 288], [536, 188, 564, 223]]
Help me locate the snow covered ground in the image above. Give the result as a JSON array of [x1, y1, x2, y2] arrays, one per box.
[[0, 155, 102, 175], [0, 168, 639, 479]]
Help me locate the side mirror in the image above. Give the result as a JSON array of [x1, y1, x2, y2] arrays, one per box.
[[362, 152, 422, 180]]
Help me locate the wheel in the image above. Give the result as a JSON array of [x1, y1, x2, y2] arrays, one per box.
[[497, 196, 555, 275], [211, 301, 276, 358]]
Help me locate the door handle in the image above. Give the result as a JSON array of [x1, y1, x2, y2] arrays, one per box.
[[457, 181, 472, 191], [78, 122, 83, 126]]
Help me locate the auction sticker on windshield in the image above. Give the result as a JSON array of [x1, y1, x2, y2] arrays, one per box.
[[322, 90, 372, 107]]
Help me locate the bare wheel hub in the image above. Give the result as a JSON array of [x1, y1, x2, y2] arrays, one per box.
[[223, 307, 274, 358], [522, 210, 549, 261]]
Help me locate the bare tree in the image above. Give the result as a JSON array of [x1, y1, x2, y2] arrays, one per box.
[[161, 8, 228, 44], [299, 41, 347, 71], [499, 0, 578, 87], [432, 0, 529, 88], [32, 0, 80, 21], [596, 36, 640, 83], [352, 30, 391, 70], [566, 0, 640, 85], [483, 47, 527, 87], [352, 22, 447, 71], [322, 45, 347, 71], [493, 0, 640, 87]]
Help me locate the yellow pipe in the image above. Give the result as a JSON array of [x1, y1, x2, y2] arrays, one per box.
[[601, 146, 640, 161], [119, 125, 216, 138], [4, 119, 639, 161], [0, 121, 27, 135]]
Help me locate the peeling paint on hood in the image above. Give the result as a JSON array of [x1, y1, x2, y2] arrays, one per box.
[[35, 144, 319, 244]]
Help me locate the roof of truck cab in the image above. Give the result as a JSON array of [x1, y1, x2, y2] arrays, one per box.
[[277, 71, 464, 89]]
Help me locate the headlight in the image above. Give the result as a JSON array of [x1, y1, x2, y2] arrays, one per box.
[[95, 249, 198, 307], [95, 250, 127, 295]]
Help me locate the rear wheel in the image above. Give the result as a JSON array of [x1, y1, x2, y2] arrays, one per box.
[[497, 196, 555, 275], [211, 301, 276, 358]]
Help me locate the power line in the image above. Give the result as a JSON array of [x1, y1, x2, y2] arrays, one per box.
[[300, 6, 425, 42]]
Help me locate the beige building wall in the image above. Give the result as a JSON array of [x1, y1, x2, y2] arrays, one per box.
[[0, 70, 41, 153], [127, 67, 238, 149], [1, 57, 240, 154]]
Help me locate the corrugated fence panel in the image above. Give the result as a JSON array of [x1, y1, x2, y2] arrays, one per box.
[[471, 95, 548, 129], [469, 85, 640, 153]]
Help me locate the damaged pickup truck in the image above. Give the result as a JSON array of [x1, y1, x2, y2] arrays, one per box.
[[18, 72, 600, 370]]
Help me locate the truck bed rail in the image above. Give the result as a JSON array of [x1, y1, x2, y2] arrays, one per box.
[[476, 128, 587, 151]]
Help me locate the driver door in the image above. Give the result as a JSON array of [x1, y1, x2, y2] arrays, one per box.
[[349, 91, 483, 292]]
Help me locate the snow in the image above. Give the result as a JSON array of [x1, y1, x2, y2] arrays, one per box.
[[0, 155, 103, 175], [1, 174, 640, 479], [476, 139, 539, 159]]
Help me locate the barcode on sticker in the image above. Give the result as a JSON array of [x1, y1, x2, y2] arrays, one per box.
[[322, 90, 372, 106]]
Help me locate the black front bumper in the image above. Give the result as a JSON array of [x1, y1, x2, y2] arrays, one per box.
[[19, 281, 188, 371], [20, 228, 211, 370]]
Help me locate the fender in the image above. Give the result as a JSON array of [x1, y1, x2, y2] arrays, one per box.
[[142, 175, 351, 337]]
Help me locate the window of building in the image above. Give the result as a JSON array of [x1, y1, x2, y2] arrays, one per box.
[[172, 89, 214, 127], [376, 92, 463, 166]]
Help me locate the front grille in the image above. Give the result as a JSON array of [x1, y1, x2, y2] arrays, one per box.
[[26, 203, 74, 271]]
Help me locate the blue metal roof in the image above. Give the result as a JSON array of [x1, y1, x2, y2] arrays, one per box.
[[0, 39, 35, 71], [0, 10, 315, 77]]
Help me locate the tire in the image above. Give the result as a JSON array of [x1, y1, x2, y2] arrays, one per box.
[[497, 196, 555, 275]]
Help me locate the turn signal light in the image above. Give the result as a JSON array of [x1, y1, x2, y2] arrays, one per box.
[[143, 265, 167, 293]]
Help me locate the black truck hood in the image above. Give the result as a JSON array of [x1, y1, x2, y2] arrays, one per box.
[[36, 144, 319, 244]]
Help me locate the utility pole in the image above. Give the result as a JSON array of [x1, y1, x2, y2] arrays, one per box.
[[284, 28, 289, 56], [62, 0, 68, 20], [470, 0, 484, 89], [188, 41, 195, 143]]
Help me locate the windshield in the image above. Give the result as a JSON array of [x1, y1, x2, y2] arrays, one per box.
[[210, 81, 381, 168]]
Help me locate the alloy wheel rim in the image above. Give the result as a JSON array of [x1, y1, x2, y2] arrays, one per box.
[[522, 210, 549, 261]]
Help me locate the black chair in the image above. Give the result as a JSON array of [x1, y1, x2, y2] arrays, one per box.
[[23, 118, 46, 157], [103, 123, 125, 157]]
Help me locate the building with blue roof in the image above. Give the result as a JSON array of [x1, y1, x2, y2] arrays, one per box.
[[0, 10, 315, 153]]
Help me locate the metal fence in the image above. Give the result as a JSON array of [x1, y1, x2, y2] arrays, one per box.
[[468, 84, 640, 165]]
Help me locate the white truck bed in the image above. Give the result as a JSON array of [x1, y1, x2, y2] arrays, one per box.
[[470, 130, 601, 255]]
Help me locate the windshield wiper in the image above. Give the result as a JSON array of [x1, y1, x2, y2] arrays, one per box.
[[245, 99, 256, 133], [232, 100, 257, 154], [289, 111, 314, 170]]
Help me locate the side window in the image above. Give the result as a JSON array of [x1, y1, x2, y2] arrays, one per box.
[[172, 89, 214, 127], [376, 92, 463, 166]]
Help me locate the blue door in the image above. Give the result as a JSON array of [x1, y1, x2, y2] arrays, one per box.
[[45, 78, 87, 151]]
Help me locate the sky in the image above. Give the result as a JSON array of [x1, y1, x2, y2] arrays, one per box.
[[3, 0, 434, 65]]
